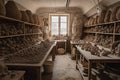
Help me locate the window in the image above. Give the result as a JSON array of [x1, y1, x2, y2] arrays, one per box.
[[51, 16, 59, 35], [50, 14, 69, 36]]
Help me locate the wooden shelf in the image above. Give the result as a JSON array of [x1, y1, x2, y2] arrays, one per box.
[[96, 32, 113, 35], [84, 31, 114, 35], [114, 33, 120, 35], [85, 25, 96, 27], [84, 31, 96, 34], [0, 15, 41, 27], [85, 20, 120, 28], [0, 33, 42, 38], [97, 21, 114, 26]]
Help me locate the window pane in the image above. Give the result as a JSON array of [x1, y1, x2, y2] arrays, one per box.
[[60, 23, 67, 35], [51, 23, 59, 35], [60, 16, 67, 22], [52, 16, 59, 22]]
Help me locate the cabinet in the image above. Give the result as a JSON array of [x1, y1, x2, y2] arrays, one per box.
[[84, 20, 120, 48], [75, 45, 120, 80]]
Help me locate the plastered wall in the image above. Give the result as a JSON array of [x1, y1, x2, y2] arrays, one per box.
[[36, 7, 84, 40]]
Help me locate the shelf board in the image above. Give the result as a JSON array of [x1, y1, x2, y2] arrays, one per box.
[[85, 25, 96, 27], [84, 31, 96, 34], [0, 33, 42, 38], [97, 22, 114, 26], [114, 33, 120, 35], [85, 20, 120, 27], [0, 15, 41, 27], [0, 15, 23, 23], [96, 32, 113, 35], [84, 31, 114, 35]]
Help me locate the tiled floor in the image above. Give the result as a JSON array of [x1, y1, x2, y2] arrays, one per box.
[[43, 53, 82, 80]]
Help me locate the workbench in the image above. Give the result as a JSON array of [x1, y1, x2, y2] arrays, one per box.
[[5, 42, 56, 80], [75, 45, 120, 80]]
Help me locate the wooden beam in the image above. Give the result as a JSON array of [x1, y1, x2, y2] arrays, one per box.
[[66, 0, 70, 8]]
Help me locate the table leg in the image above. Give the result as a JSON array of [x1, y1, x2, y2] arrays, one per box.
[[88, 61, 92, 80], [76, 53, 79, 70], [36, 67, 42, 80], [52, 46, 56, 61]]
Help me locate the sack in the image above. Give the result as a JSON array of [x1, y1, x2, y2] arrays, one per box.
[[21, 11, 29, 22], [0, 0, 6, 16], [110, 6, 120, 21], [92, 18, 96, 25], [99, 10, 107, 23], [85, 19, 89, 27], [57, 48, 65, 55], [33, 14, 37, 24], [36, 15, 39, 25], [88, 18, 93, 26], [104, 10, 112, 22], [5, 1, 21, 20], [116, 7, 120, 20], [26, 10, 34, 23], [96, 16, 99, 24]]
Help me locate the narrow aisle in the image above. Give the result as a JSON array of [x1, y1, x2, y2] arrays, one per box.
[[52, 54, 82, 80]]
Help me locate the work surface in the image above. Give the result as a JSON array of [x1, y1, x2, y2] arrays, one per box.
[[76, 45, 120, 61]]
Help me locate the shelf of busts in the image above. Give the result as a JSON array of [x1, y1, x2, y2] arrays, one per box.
[[85, 19, 120, 28], [0, 15, 43, 39], [0, 33, 43, 38], [0, 15, 41, 27], [84, 31, 115, 35], [84, 19, 120, 49]]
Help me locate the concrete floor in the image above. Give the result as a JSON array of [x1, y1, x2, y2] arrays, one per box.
[[42, 54, 82, 80]]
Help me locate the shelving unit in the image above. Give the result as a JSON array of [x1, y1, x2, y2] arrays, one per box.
[[84, 31, 114, 35], [84, 20, 120, 48], [0, 33, 42, 38], [0, 15, 43, 58], [0, 14, 56, 80]]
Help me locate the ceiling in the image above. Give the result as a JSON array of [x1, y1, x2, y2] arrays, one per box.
[[13, 0, 120, 14]]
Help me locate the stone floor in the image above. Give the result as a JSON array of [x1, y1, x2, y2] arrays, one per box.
[[42, 53, 82, 80]]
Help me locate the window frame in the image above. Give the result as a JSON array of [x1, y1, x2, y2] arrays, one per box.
[[49, 14, 70, 36]]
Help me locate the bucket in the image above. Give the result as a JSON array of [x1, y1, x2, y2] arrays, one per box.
[[44, 61, 54, 73]]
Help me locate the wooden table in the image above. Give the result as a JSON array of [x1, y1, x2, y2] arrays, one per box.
[[5, 42, 56, 80], [75, 45, 120, 80], [0, 71, 25, 80]]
